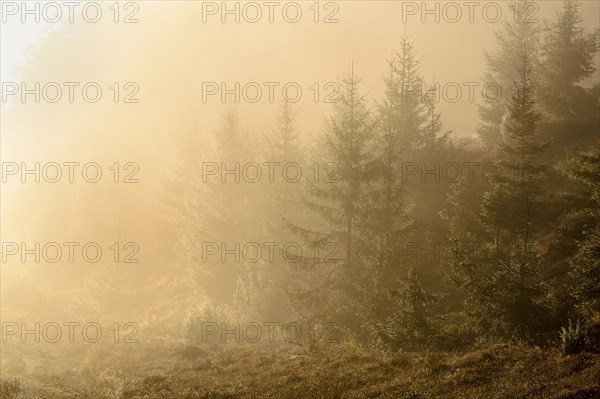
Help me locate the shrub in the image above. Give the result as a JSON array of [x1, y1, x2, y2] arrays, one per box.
[[560, 319, 588, 354], [586, 311, 600, 352], [0, 379, 23, 399]]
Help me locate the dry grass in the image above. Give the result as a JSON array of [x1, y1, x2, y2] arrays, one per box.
[[3, 342, 599, 399]]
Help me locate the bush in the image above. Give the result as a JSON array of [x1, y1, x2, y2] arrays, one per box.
[[586, 311, 600, 352], [0, 379, 23, 399], [560, 319, 588, 354]]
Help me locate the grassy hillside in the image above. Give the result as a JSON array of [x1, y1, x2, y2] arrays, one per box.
[[3, 342, 599, 399]]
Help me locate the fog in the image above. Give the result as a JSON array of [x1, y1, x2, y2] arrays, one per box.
[[1, 1, 599, 397]]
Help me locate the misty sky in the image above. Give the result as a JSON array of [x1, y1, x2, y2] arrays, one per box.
[[2, 1, 598, 139]]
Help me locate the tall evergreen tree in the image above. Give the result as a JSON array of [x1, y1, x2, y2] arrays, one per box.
[[358, 60, 417, 347], [373, 58, 415, 286], [263, 101, 304, 218], [285, 66, 380, 339], [179, 105, 260, 307], [386, 34, 427, 151], [566, 147, 600, 314], [454, 47, 550, 339], [539, 0, 600, 121], [379, 39, 452, 347], [420, 79, 451, 151], [236, 101, 305, 320], [477, 0, 541, 150], [381, 266, 441, 348]]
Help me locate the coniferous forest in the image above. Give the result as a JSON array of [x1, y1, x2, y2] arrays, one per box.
[[1, 1, 599, 398]]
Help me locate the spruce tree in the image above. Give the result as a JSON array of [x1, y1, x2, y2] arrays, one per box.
[[237, 101, 304, 320], [566, 148, 600, 314], [386, 34, 427, 151], [361, 60, 416, 346], [539, 0, 600, 121], [378, 39, 449, 347], [263, 101, 304, 218], [477, 0, 541, 150], [285, 66, 380, 339], [382, 266, 441, 348], [184, 104, 259, 308], [420, 79, 451, 151], [455, 47, 550, 339]]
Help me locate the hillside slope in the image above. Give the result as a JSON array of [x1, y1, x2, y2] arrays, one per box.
[[4, 343, 598, 399]]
